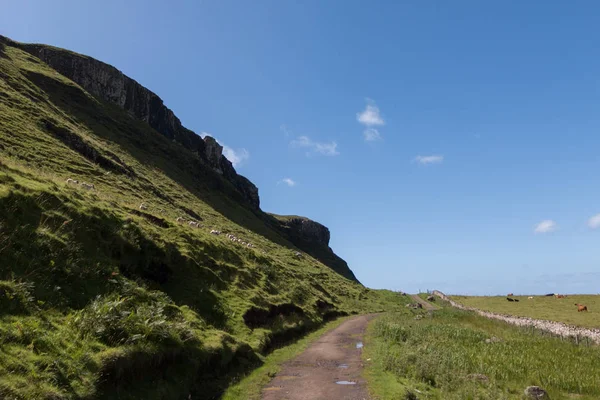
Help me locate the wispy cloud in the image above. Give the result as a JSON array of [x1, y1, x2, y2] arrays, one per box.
[[588, 214, 600, 229], [414, 155, 444, 165], [534, 220, 557, 234], [356, 99, 385, 127], [290, 136, 339, 156], [363, 128, 381, 142], [200, 132, 249, 167], [279, 178, 296, 187], [280, 124, 292, 138], [222, 146, 249, 167]]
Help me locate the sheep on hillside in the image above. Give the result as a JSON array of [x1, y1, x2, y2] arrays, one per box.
[[139, 203, 148, 211], [66, 178, 79, 185], [189, 221, 200, 228], [176, 217, 186, 223], [210, 230, 221, 235], [80, 182, 95, 190]]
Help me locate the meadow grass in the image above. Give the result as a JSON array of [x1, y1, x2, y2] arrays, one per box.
[[452, 295, 600, 329], [0, 38, 408, 398], [364, 307, 600, 400]]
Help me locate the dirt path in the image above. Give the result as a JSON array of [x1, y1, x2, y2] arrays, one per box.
[[410, 294, 438, 310], [262, 314, 376, 400]]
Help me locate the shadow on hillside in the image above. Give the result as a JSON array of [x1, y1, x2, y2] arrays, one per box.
[[21, 67, 356, 282], [0, 42, 7, 59], [0, 187, 230, 327], [92, 337, 262, 400]]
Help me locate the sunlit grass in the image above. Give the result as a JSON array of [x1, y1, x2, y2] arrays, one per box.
[[364, 308, 600, 399]]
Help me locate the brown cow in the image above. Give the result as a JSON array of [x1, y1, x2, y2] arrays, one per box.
[[556, 294, 566, 299], [575, 303, 588, 312], [507, 293, 514, 297]]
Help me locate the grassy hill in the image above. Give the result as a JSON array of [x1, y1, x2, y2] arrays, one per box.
[[0, 36, 405, 399]]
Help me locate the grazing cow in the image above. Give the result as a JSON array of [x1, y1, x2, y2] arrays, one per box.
[[507, 293, 514, 297], [575, 303, 588, 312], [556, 294, 565, 299], [514, 299, 520, 302], [528, 296, 534, 299], [506, 297, 515, 302]]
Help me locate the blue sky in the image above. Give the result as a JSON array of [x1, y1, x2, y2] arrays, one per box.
[[3, 1, 600, 294]]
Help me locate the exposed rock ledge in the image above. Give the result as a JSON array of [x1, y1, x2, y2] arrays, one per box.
[[270, 214, 358, 282], [2, 35, 259, 209], [276, 216, 331, 247], [433, 290, 600, 344]]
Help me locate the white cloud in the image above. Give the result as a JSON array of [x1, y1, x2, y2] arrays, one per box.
[[588, 214, 600, 229], [222, 146, 249, 167], [356, 99, 385, 127], [200, 132, 249, 167], [363, 128, 381, 142], [290, 136, 339, 156], [414, 155, 444, 165], [534, 220, 557, 234], [279, 178, 296, 187]]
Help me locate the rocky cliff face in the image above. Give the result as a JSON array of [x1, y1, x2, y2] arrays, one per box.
[[6, 36, 260, 209], [273, 215, 358, 282], [279, 217, 331, 247], [203, 135, 259, 208]]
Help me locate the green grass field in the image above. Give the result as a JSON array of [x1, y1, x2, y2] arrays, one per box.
[[364, 306, 600, 400], [451, 295, 600, 329]]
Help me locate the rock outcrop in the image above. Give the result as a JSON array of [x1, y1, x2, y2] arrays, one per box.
[[271, 215, 358, 282], [278, 217, 331, 247], [4, 35, 260, 209]]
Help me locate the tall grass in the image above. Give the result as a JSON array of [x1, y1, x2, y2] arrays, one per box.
[[365, 308, 600, 399]]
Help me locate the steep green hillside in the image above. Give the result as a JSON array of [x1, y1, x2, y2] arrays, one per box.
[[0, 36, 404, 399]]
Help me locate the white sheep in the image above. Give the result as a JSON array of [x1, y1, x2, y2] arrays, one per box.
[[210, 230, 221, 235], [139, 203, 148, 210], [241, 241, 246, 245], [80, 182, 95, 190], [176, 217, 186, 223], [66, 178, 79, 185], [189, 221, 200, 228]]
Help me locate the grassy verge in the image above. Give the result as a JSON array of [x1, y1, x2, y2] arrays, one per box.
[[222, 315, 351, 400], [452, 295, 600, 329], [364, 307, 600, 399]]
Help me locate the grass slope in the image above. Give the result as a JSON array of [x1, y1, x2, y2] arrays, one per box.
[[0, 39, 405, 399], [452, 295, 600, 329], [365, 307, 600, 399]]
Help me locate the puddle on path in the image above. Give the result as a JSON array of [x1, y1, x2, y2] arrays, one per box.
[[336, 381, 356, 385], [356, 342, 363, 349], [338, 364, 349, 369]]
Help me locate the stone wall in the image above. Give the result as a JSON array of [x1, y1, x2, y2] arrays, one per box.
[[433, 290, 600, 344]]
